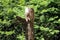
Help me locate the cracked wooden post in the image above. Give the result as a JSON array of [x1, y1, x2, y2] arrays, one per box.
[[25, 7, 34, 40]]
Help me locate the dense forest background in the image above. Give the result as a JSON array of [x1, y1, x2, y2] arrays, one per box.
[[0, 0, 60, 40]]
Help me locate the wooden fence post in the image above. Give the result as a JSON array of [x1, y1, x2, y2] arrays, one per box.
[[25, 7, 34, 40]]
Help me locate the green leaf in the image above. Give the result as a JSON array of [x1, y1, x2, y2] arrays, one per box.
[[40, 15, 45, 22]]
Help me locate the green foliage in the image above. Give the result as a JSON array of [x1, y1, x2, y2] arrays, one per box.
[[0, 0, 60, 40]]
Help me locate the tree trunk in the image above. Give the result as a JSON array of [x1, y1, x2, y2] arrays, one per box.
[[25, 21, 34, 40], [25, 7, 34, 40]]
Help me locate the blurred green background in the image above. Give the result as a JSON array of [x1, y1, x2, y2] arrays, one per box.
[[0, 0, 60, 40]]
